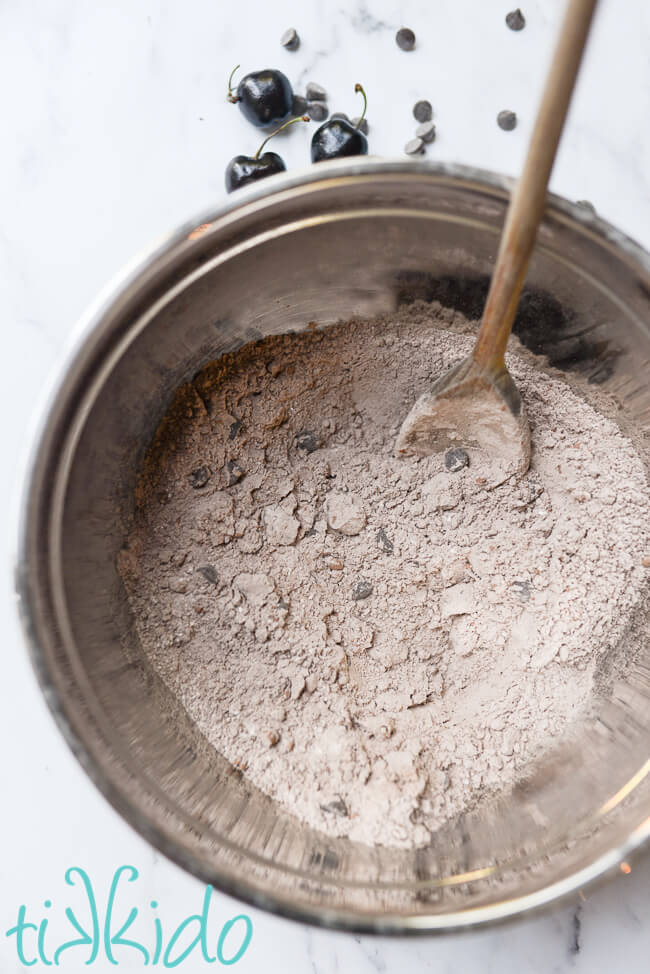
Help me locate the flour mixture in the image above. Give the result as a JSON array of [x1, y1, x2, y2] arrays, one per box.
[[119, 302, 650, 848]]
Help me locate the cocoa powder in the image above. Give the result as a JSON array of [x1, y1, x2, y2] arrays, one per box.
[[119, 302, 650, 848]]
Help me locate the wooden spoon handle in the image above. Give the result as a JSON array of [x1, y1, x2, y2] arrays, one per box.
[[473, 0, 598, 372]]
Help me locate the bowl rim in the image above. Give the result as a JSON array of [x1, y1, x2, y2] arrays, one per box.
[[13, 157, 650, 935]]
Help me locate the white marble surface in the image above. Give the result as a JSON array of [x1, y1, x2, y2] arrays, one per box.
[[2, 0, 650, 969]]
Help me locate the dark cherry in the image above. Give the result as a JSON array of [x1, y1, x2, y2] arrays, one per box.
[[225, 152, 285, 193], [311, 84, 368, 162], [225, 116, 309, 193], [227, 65, 293, 128]]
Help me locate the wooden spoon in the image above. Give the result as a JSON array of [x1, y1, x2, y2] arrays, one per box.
[[396, 0, 598, 482]]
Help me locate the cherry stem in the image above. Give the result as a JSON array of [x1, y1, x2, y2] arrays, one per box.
[[254, 115, 310, 159], [227, 64, 241, 103], [354, 83, 367, 129]]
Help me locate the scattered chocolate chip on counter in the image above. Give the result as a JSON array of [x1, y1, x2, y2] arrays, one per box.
[[405, 136, 425, 155], [497, 109, 518, 130], [416, 121, 436, 143], [413, 99, 433, 122], [307, 102, 328, 122], [280, 27, 300, 51], [506, 8, 526, 31], [351, 115, 369, 135], [396, 27, 416, 51], [306, 82, 327, 102]]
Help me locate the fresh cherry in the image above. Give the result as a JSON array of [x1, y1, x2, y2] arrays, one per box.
[[227, 64, 293, 128], [311, 84, 368, 162], [225, 115, 310, 193]]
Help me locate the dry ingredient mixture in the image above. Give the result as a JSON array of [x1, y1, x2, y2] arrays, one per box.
[[119, 302, 650, 849]]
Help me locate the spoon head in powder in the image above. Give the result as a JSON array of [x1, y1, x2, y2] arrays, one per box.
[[395, 354, 531, 485]]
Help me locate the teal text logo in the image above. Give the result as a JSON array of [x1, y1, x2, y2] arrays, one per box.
[[6, 866, 253, 967]]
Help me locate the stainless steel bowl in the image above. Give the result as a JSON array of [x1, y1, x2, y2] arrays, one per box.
[[16, 159, 650, 932]]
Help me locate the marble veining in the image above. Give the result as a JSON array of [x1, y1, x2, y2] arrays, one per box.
[[2, 0, 650, 971]]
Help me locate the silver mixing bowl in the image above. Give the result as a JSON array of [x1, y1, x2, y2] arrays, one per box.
[[16, 160, 650, 932]]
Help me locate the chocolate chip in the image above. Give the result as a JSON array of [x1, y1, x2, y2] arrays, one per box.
[[405, 136, 425, 155], [229, 418, 242, 440], [376, 528, 394, 554], [416, 121, 436, 143], [227, 459, 246, 485], [497, 109, 517, 131], [512, 580, 531, 602], [189, 466, 211, 489], [306, 82, 327, 102], [281, 27, 300, 50], [505, 8, 526, 31], [296, 429, 320, 453], [198, 565, 219, 585], [307, 101, 328, 122], [320, 797, 348, 816], [576, 199, 596, 215], [444, 447, 470, 472], [396, 27, 416, 50], [330, 112, 350, 123], [292, 94, 308, 115], [413, 99, 433, 122], [352, 579, 373, 601]]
